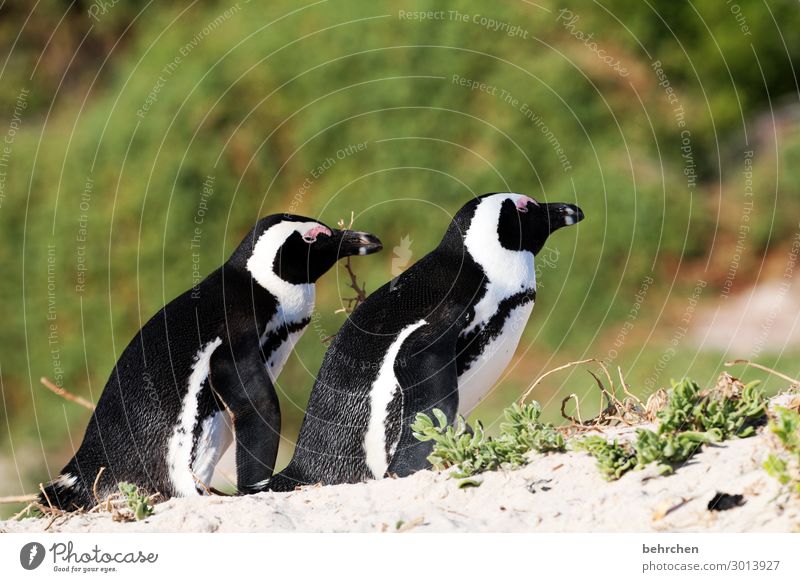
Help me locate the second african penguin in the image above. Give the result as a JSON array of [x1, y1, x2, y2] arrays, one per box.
[[266, 193, 583, 491]]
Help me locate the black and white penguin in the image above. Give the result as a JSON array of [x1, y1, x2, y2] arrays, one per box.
[[265, 193, 583, 491], [40, 214, 382, 510]]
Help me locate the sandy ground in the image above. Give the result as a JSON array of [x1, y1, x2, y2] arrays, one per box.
[[2, 395, 798, 533]]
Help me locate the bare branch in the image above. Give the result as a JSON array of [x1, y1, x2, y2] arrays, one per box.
[[324, 211, 370, 328]]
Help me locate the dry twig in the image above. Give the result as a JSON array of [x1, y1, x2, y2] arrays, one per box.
[[522, 358, 650, 433], [11, 502, 35, 521], [725, 359, 798, 387], [560, 393, 584, 425], [319, 212, 371, 340], [0, 494, 37, 504], [334, 213, 368, 314], [190, 470, 214, 496], [333, 256, 369, 315], [40, 377, 95, 410], [92, 467, 106, 504], [519, 358, 596, 404], [38, 482, 55, 512]]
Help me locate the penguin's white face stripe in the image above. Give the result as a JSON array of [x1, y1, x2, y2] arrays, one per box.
[[462, 194, 536, 336], [246, 220, 321, 315], [248, 220, 321, 329], [363, 319, 427, 479], [167, 337, 222, 497]]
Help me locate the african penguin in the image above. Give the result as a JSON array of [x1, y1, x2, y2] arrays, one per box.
[[40, 214, 382, 510], [265, 193, 583, 491]]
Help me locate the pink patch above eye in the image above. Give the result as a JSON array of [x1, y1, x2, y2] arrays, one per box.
[[515, 195, 538, 213], [302, 224, 332, 243]]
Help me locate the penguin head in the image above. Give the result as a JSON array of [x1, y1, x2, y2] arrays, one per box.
[[495, 194, 584, 255], [236, 214, 383, 287], [452, 193, 584, 257]]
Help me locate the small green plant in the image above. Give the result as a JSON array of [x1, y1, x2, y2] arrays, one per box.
[[412, 411, 491, 478], [657, 376, 766, 438], [117, 482, 154, 521], [633, 428, 714, 470], [763, 406, 800, 496], [574, 375, 768, 480], [500, 402, 567, 458], [411, 402, 565, 481], [572, 436, 636, 480]]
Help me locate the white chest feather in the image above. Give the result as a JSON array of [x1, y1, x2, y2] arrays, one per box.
[[457, 301, 534, 414], [259, 291, 315, 380]]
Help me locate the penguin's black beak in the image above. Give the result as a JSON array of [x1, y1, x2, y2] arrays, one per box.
[[545, 203, 584, 232], [336, 230, 383, 257]]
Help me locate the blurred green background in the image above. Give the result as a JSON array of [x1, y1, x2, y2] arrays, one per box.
[[1, 0, 799, 505]]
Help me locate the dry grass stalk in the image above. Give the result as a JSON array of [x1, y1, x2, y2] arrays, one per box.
[[560, 393, 584, 425], [0, 494, 37, 504], [522, 358, 651, 433], [519, 358, 597, 404], [40, 376, 95, 410], [725, 359, 798, 388], [11, 502, 35, 521], [92, 467, 106, 504], [190, 470, 214, 496], [645, 389, 669, 422]]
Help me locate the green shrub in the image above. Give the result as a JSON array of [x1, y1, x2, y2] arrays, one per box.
[[411, 402, 565, 481], [575, 376, 768, 480]]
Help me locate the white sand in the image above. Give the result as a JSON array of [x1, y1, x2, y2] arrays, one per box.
[[3, 395, 799, 533]]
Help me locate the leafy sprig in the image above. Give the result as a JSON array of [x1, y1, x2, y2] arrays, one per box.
[[411, 402, 565, 481], [117, 482, 155, 521], [763, 405, 800, 496]]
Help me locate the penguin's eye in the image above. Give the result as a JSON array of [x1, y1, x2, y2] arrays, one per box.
[[302, 225, 332, 244]]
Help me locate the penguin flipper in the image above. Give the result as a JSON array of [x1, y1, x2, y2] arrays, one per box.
[[387, 319, 461, 477], [209, 341, 280, 494]]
